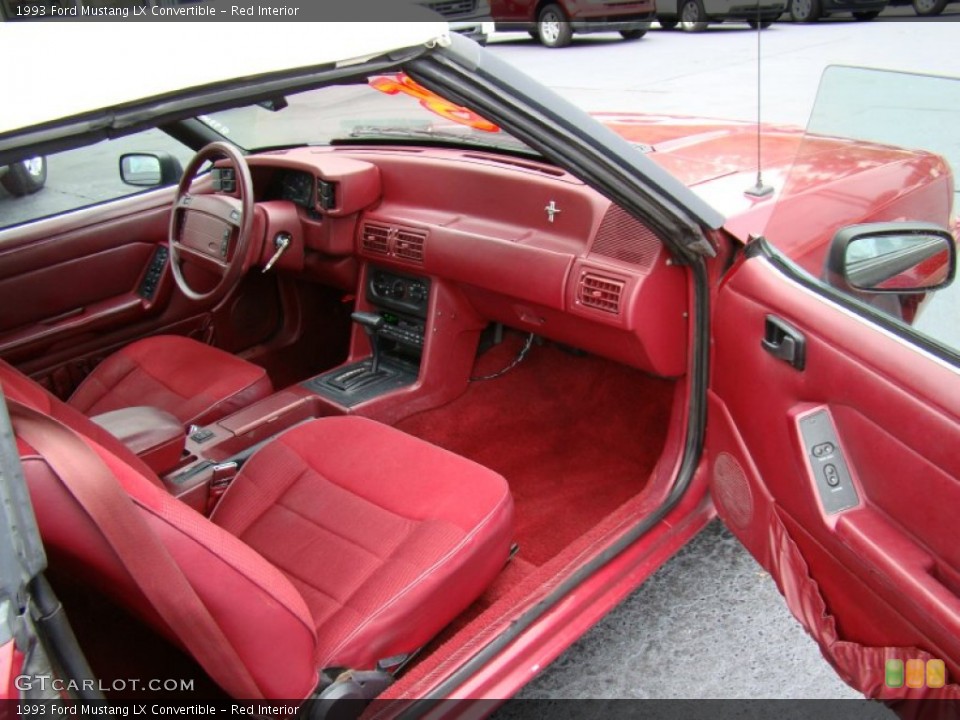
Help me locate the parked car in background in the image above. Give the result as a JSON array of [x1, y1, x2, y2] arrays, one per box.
[[655, 0, 784, 31], [418, 0, 495, 42], [491, 0, 654, 47], [0, 157, 46, 196], [888, 0, 951, 15], [787, 0, 887, 21]]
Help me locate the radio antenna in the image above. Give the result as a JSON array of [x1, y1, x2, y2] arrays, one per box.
[[745, 5, 774, 198]]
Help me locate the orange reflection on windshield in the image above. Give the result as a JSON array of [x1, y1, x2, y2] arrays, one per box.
[[370, 74, 500, 133]]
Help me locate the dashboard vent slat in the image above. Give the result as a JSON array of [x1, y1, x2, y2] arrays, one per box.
[[578, 272, 624, 314], [394, 228, 426, 264], [361, 222, 391, 255], [359, 221, 427, 265]]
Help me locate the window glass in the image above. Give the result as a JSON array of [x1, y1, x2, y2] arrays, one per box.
[[0, 128, 194, 230], [762, 66, 960, 358], [199, 76, 533, 156]]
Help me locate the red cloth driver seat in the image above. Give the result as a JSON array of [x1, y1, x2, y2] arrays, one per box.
[[66, 335, 273, 426]]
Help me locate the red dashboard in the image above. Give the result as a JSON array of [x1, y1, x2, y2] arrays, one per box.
[[246, 146, 689, 378]]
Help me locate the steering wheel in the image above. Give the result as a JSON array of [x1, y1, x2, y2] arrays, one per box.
[[168, 141, 254, 302]]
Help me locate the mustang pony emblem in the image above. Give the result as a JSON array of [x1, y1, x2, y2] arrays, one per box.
[[545, 200, 561, 223]]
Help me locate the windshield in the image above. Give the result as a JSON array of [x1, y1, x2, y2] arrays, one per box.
[[198, 74, 535, 156], [763, 66, 960, 352]]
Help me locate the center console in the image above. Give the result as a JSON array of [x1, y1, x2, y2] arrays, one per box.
[[163, 263, 486, 513], [303, 267, 430, 405]]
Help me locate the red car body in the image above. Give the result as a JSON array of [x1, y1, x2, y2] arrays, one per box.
[[600, 114, 956, 271], [0, 24, 957, 712]]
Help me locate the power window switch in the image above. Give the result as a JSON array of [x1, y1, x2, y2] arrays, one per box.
[[823, 463, 841, 488]]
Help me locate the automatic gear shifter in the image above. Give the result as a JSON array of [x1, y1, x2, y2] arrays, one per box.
[[325, 312, 391, 393], [351, 311, 385, 374]]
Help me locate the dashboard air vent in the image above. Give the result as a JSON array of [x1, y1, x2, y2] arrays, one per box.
[[578, 272, 624, 314], [361, 222, 391, 255], [591, 205, 660, 270], [394, 228, 426, 264], [359, 221, 427, 265]]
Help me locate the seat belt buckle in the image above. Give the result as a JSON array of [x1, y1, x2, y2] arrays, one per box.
[[206, 461, 239, 514]]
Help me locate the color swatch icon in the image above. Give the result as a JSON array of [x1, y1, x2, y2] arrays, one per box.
[[885, 660, 904, 688], [927, 659, 946, 689], [906, 659, 925, 688], [885, 658, 949, 688]]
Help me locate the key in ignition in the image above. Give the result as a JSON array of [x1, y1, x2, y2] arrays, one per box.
[[263, 232, 292, 273]]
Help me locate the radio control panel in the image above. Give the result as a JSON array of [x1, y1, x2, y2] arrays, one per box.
[[366, 267, 430, 351]]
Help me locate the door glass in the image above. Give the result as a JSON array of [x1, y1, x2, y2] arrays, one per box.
[[0, 128, 193, 231], [762, 67, 960, 358]]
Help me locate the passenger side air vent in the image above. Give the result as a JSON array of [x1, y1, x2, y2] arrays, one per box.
[[591, 205, 660, 270], [361, 222, 391, 255], [359, 221, 427, 265], [394, 228, 426, 264], [577, 272, 624, 314]]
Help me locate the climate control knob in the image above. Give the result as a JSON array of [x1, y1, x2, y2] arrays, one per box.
[[408, 281, 427, 304], [372, 273, 392, 297]]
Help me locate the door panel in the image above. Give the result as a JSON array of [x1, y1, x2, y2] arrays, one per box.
[[0, 243, 152, 333], [709, 250, 960, 698], [0, 195, 179, 368], [0, 189, 291, 397]]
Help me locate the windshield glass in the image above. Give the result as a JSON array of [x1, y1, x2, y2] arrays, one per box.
[[763, 66, 960, 353], [198, 74, 535, 156]]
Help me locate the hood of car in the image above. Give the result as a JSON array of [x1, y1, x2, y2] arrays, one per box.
[[598, 112, 937, 243], [0, 19, 449, 141]]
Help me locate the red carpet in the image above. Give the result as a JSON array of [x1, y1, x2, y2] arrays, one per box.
[[396, 333, 675, 567]]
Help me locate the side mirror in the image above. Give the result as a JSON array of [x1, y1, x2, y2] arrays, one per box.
[[826, 222, 956, 294], [119, 152, 183, 187]]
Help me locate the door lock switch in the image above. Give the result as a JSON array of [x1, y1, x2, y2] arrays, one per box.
[[823, 463, 840, 488]]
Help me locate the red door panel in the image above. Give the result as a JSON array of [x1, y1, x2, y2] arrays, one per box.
[[708, 250, 960, 698], [0, 189, 291, 397], [0, 243, 152, 336], [0, 192, 213, 391], [0, 196, 177, 365]]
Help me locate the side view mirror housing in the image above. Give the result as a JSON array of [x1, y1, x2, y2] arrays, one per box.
[[119, 152, 183, 187], [826, 222, 956, 294]]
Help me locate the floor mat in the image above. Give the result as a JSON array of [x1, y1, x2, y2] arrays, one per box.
[[396, 333, 675, 567]]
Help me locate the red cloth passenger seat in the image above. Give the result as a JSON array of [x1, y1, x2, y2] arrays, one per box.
[[3, 363, 514, 699]]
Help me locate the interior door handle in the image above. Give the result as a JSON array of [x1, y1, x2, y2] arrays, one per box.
[[761, 315, 806, 371]]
